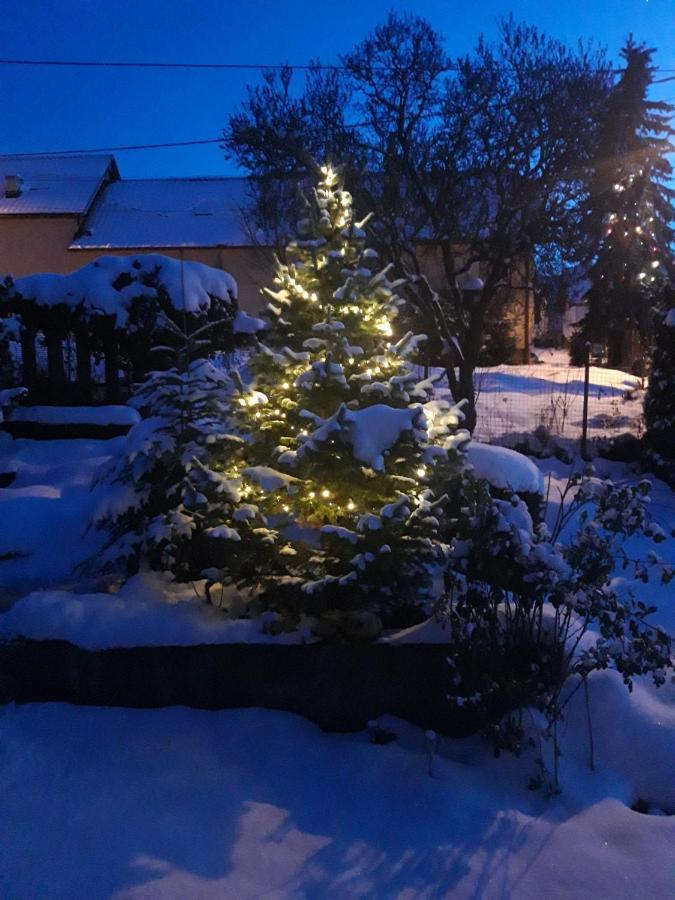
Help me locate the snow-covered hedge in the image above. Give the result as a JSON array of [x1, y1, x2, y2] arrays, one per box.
[[2, 255, 264, 389], [11, 255, 242, 330]]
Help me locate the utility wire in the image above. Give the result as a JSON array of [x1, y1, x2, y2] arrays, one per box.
[[0, 57, 351, 71], [2, 138, 224, 157], [2, 56, 673, 74]]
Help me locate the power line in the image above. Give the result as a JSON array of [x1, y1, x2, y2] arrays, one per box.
[[0, 58, 362, 71], [2, 138, 224, 157], [2, 56, 672, 74]]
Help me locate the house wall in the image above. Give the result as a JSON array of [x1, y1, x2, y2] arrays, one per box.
[[415, 245, 534, 364], [0, 217, 534, 359], [0, 216, 81, 277]]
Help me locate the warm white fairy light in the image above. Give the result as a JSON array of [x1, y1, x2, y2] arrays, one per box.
[[321, 489, 330, 498]]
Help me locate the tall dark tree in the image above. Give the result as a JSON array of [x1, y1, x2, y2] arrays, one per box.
[[573, 39, 675, 370], [644, 301, 675, 480], [223, 14, 609, 429]]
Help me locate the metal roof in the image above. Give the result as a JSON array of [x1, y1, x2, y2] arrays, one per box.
[[0, 155, 116, 215], [72, 177, 258, 249]]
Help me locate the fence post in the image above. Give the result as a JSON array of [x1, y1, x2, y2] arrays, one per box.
[[580, 341, 591, 460], [20, 328, 37, 389]]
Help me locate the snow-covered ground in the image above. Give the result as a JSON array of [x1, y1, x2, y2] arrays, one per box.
[[1, 675, 674, 899], [471, 348, 645, 445], [0, 358, 673, 899], [0, 434, 124, 599]]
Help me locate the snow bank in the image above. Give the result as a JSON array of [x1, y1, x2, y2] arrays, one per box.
[[467, 442, 545, 494], [0, 574, 306, 648], [0, 436, 126, 592], [12, 254, 238, 328], [8, 405, 141, 427]]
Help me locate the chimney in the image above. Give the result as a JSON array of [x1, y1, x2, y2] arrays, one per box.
[[4, 175, 22, 198]]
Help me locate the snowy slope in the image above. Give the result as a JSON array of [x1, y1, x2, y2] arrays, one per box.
[[0, 675, 673, 899], [0, 435, 123, 595], [465, 349, 645, 445]]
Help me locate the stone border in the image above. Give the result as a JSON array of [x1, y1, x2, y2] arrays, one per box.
[[0, 639, 482, 735]]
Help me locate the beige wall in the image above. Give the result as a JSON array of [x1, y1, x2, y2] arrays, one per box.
[[0, 218, 534, 359], [415, 243, 534, 364], [0, 216, 81, 277], [0, 216, 275, 314]]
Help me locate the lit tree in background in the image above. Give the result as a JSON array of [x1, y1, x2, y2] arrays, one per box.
[[207, 165, 470, 630], [574, 39, 675, 369]]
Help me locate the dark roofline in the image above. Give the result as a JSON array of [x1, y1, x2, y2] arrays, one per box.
[[0, 154, 120, 218], [68, 240, 272, 250], [78, 157, 120, 223]]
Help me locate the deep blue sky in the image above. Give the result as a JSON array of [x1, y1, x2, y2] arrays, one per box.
[[1, 0, 673, 178]]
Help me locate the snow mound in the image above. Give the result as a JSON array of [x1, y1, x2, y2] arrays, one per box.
[[467, 442, 545, 494], [12, 254, 238, 328], [0, 574, 306, 648]]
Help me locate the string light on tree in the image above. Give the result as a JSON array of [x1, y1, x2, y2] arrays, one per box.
[[205, 164, 470, 625]]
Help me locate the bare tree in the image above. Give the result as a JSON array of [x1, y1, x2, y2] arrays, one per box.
[[224, 13, 610, 429]]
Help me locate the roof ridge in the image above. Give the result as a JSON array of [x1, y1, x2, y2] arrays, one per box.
[[0, 153, 115, 161], [117, 175, 248, 183]]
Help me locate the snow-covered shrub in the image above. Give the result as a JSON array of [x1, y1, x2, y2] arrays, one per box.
[[443, 467, 672, 788], [90, 319, 242, 580], [644, 306, 675, 484]]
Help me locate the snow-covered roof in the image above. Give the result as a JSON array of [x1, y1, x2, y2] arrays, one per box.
[[72, 177, 258, 249], [0, 155, 116, 215]]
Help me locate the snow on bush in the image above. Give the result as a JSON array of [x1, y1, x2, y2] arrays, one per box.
[[12, 255, 239, 328], [466, 442, 545, 494], [443, 465, 672, 789], [89, 320, 243, 579]]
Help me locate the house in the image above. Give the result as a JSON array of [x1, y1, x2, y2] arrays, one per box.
[[0, 155, 119, 276], [0, 154, 533, 362], [0, 155, 273, 316]]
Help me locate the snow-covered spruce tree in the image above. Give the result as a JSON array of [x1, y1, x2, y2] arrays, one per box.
[[91, 316, 243, 580], [205, 165, 469, 629], [644, 304, 675, 483], [572, 40, 674, 369]]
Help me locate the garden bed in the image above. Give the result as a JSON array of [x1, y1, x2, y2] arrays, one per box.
[[1, 405, 140, 440]]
